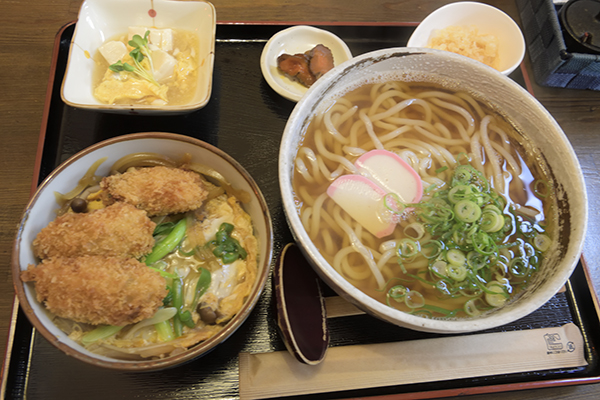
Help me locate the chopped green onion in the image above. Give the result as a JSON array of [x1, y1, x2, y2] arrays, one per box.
[[210, 223, 247, 264], [447, 264, 467, 281], [155, 320, 175, 342], [430, 260, 448, 278], [421, 240, 443, 259], [404, 290, 425, 308], [404, 222, 425, 240], [533, 234, 552, 252], [448, 184, 473, 204], [397, 238, 420, 259], [383, 193, 405, 215], [467, 251, 487, 271], [485, 282, 509, 307], [446, 249, 466, 266], [81, 325, 123, 346], [387, 285, 407, 303], [464, 298, 483, 317], [192, 268, 212, 306], [533, 179, 549, 198], [454, 200, 482, 223], [145, 218, 187, 266]]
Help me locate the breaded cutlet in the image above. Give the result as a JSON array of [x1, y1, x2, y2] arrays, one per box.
[[100, 166, 208, 216], [21, 255, 167, 326], [33, 202, 155, 260]]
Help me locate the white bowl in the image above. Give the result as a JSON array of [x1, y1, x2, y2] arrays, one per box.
[[407, 1, 525, 76], [61, 0, 216, 114], [279, 48, 588, 334], [13, 132, 273, 370], [260, 25, 353, 102]]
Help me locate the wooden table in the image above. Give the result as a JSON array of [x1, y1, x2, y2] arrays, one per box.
[[1, 1, 599, 399]]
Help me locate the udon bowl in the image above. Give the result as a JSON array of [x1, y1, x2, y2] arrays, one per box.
[[279, 48, 588, 333], [13, 132, 273, 370]]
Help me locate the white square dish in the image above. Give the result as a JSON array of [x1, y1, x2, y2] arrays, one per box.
[[61, 0, 216, 114]]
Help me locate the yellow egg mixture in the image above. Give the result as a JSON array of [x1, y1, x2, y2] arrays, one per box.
[[93, 27, 199, 106]]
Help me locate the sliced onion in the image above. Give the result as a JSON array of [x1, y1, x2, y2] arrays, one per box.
[[123, 307, 177, 339]]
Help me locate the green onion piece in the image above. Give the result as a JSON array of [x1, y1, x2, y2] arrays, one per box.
[[211, 223, 247, 264], [193, 268, 212, 306], [387, 285, 407, 303], [383, 193, 405, 215], [447, 264, 467, 281], [81, 325, 123, 346], [533, 234, 552, 252], [172, 277, 195, 331], [446, 249, 466, 266], [145, 218, 187, 266], [452, 165, 473, 185], [421, 240, 444, 259], [404, 222, 425, 240], [464, 298, 482, 317], [533, 179, 549, 198], [153, 221, 176, 237], [124, 307, 177, 340], [420, 304, 460, 317], [454, 200, 482, 223], [397, 238, 420, 258], [448, 185, 472, 204], [405, 290, 425, 308], [430, 260, 448, 278], [485, 282, 509, 307], [467, 251, 487, 271], [435, 166, 449, 174], [481, 209, 504, 232], [471, 231, 497, 256], [509, 257, 530, 277], [173, 315, 184, 337], [155, 320, 175, 342]]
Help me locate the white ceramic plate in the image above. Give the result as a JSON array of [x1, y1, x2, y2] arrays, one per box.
[[406, 1, 525, 76], [260, 25, 353, 102], [61, 0, 216, 114]]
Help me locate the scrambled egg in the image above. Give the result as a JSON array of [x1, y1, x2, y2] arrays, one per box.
[[93, 28, 198, 105]]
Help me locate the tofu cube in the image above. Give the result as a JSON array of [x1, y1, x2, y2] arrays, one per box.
[[128, 27, 173, 52], [98, 41, 128, 65], [151, 48, 177, 83]]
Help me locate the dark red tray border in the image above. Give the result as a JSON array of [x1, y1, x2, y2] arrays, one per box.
[[2, 20, 599, 400]]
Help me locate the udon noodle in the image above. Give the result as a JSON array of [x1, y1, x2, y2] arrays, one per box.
[[292, 81, 555, 319]]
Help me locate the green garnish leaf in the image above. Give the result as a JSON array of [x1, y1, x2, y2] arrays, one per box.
[[108, 30, 160, 86]]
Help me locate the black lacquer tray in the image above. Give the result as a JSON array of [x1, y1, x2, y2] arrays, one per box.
[[3, 22, 600, 400]]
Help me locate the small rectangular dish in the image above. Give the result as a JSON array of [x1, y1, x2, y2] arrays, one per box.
[[61, 0, 216, 114]]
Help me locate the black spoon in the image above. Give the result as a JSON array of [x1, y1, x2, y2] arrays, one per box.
[[274, 242, 329, 365]]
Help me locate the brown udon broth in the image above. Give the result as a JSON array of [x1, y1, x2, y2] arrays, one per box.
[[292, 81, 555, 319]]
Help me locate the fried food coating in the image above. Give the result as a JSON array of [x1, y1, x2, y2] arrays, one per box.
[[101, 166, 208, 216], [21, 256, 167, 326], [33, 202, 155, 260]]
